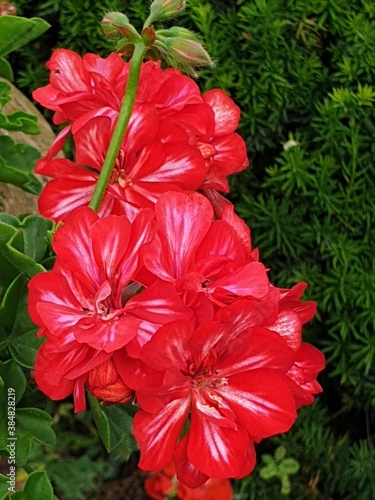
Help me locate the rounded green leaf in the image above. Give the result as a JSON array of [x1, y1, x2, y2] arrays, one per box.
[[0, 17, 50, 57], [11, 471, 53, 500]]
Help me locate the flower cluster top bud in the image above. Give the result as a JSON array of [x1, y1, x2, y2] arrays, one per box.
[[147, 0, 186, 25]]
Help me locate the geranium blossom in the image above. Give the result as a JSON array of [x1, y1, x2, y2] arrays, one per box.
[[32, 49, 248, 220], [36, 113, 206, 221], [28, 206, 192, 411], [123, 305, 299, 487], [140, 191, 269, 306]]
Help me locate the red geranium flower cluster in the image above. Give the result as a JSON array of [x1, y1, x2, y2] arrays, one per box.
[[29, 48, 325, 489], [33, 49, 248, 221]]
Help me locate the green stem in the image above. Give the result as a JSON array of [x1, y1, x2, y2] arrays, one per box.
[[89, 42, 148, 212]]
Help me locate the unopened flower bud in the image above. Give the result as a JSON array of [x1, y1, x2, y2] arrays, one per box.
[[156, 30, 213, 73], [101, 12, 141, 42], [87, 358, 133, 404], [157, 27, 195, 40], [148, 0, 186, 23]]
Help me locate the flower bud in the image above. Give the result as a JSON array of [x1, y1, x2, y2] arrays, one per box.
[[149, 0, 186, 23], [101, 12, 141, 42], [156, 30, 213, 74], [87, 358, 133, 404]]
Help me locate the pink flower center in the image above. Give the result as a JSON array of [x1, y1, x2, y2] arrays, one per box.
[[188, 363, 228, 390]]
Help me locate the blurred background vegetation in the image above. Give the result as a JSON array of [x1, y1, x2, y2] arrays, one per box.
[[7, 0, 375, 498]]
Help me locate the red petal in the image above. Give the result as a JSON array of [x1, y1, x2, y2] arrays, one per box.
[[90, 214, 131, 283], [74, 314, 142, 353], [140, 320, 193, 372], [270, 309, 302, 351], [38, 178, 99, 223], [210, 133, 249, 174], [139, 143, 206, 190], [47, 49, 90, 93], [114, 209, 155, 295], [219, 369, 297, 438], [195, 220, 246, 265], [210, 261, 269, 299], [213, 327, 294, 377], [134, 398, 190, 471], [28, 271, 83, 327], [123, 103, 159, 153], [52, 207, 100, 290], [187, 410, 252, 478], [83, 52, 128, 89], [174, 436, 210, 488], [145, 192, 213, 279], [156, 72, 201, 111], [74, 116, 111, 168], [203, 89, 241, 135]]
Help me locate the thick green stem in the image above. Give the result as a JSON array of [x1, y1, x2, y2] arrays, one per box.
[[89, 43, 148, 212]]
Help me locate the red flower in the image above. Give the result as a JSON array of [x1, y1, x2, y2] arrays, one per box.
[[123, 300, 299, 487], [35, 114, 206, 221], [267, 283, 325, 407], [33, 49, 248, 220], [28, 206, 192, 411], [137, 191, 269, 326]]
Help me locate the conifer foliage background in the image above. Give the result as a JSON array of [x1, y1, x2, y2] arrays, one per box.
[[10, 0, 375, 498]]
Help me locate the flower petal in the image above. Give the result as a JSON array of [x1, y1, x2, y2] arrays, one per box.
[[174, 436, 210, 488], [52, 207, 100, 290], [134, 397, 191, 471], [219, 369, 297, 438], [187, 410, 252, 478], [47, 49, 90, 94], [140, 320, 193, 372], [144, 192, 213, 279], [203, 89, 241, 135]]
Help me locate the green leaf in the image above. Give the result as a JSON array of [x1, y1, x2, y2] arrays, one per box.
[[0, 473, 10, 500], [274, 445, 287, 462], [11, 471, 54, 500], [0, 359, 27, 403], [0, 274, 40, 368], [88, 394, 134, 453], [12, 433, 32, 467], [16, 408, 56, 448], [20, 215, 53, 263], [9, 329, 43, 369], [0, 16, 50, 57], [279, 458, 300, 475], [105, 404, 134, 451], [0, 81, 11, 108], [2, 229, 46, 277], [0, 135, 41, 194], [0, 213, 18, 227], [0, 214, 52, 280], [259, 463, 278, 480], [47, 456, 98, 500], [0, 111, 40, 134], [0, 57, 13, 81], [88, 393, 111, 452]]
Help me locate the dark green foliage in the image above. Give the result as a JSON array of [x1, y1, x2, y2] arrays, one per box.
[[10, 0, 375, 498]]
